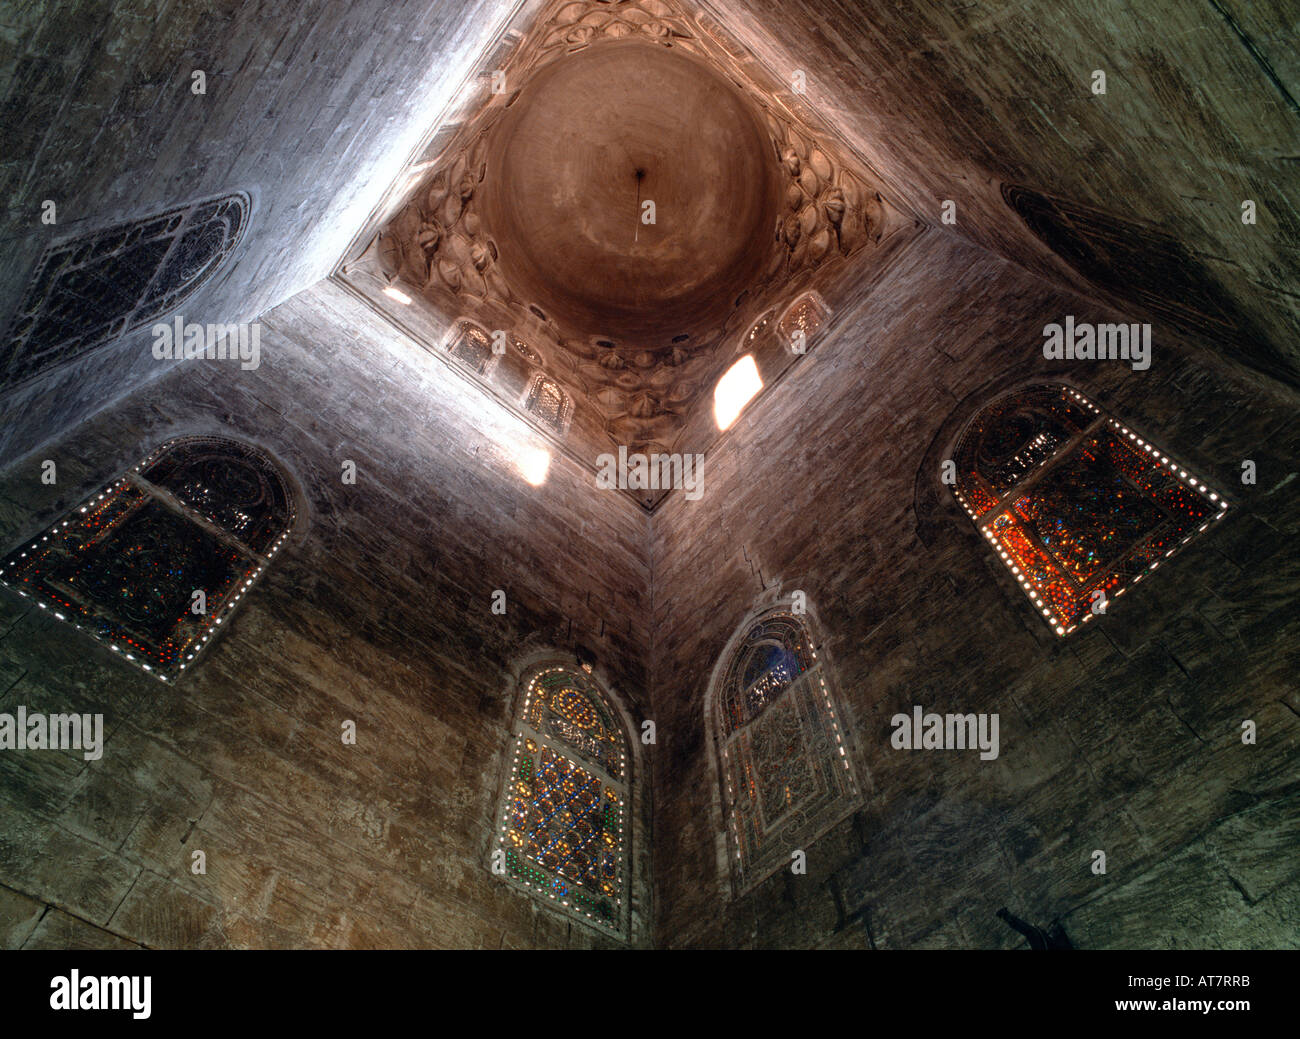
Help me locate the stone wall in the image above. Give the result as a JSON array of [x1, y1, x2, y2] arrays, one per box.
[[0, 0, 516, 462], [1, 0, 1297, 952], [2, 232, 1296, 950], [648, 230, 1300, 949], [0, 279, 653, 949], [706, 0, 1300, 385]]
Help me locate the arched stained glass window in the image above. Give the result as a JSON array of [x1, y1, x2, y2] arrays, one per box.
[[1, 193, 250, 390], [713, 609, 857, 893], [492, 664, 631, 938], [0, 435, 292, 682], [953, 384, 1228, 635]]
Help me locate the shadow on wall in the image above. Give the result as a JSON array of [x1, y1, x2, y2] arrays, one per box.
[[1001, 184, 1295, 388]]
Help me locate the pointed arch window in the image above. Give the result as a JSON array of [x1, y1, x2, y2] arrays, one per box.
[[714, 609, 857, 893], [492, 664, 631, 939], [953, 384, 1228, 635], [2, 193, 250, 389], [0, 435, 292, 681]]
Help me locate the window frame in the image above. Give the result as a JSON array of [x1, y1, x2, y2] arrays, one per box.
[[1, 192, 251, 391], [522, 373, 573, 436], [708, 603, 860, 897], [0, 434, 293, 682], [489, 660, 634, 941], [952, 383, 1229, 635]]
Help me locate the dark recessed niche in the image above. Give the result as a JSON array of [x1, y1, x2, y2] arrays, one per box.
[[1003, 182, 1293, 384], [1001, 184, 1233, 330], [671, 333, 690, 343], [595, 338, 616, 349], [528, 304, 548, 321]]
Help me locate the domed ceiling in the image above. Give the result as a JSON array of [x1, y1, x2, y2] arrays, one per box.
[[479, 40, 780, 344], [345, 0, 914, 503]]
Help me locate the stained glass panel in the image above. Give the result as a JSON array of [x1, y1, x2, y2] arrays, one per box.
[[719, 613, 814, 734], [493, 666, 630, 938], [0, 436, 292, 681], [1, 193, 249, 390], [141, 436, 293, 556], [776, 292, 828, 348], [954, 385, 1227, 634], [715, 611, 856, 892]]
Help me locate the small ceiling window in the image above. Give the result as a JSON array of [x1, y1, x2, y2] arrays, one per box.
[[447, 321, 498, 377], [714, 354, 762, 430], [524, 373, 573, 436]]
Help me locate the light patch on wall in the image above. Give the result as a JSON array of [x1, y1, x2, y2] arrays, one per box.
[[377, 318, 553, 490], [382, 284, 413, 305], [513, 442, 551, 486], [714, 354, 762, 430]]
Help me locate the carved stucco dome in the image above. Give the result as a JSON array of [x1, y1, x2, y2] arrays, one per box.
[[366, 0, 886, 482], [478, 39, 782, 346]]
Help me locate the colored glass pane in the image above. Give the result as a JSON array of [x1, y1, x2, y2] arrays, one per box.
[[715, 611, 856, 892], [954, 385, 1227, 634], [494, 666, 630, 938]]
